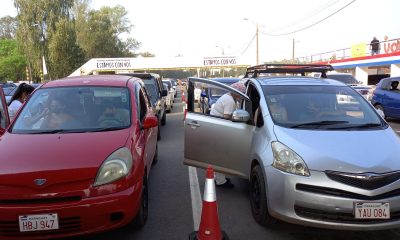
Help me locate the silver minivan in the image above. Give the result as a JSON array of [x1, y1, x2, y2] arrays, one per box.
[[184, 64, 400, 230]]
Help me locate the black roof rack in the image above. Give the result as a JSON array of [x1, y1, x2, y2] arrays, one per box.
[[244, 64, 334, 78]]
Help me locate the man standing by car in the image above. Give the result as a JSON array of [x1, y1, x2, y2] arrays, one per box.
[[210, 81, 246, 188], [370, 37, 380, 55]]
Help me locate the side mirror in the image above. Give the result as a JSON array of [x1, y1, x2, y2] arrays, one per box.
[[142, 115, 158, 129], [232, 109, 250, 123], [161, 89, 168, 97]]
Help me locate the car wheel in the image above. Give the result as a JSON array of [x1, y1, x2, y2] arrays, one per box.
[[132, 176, 148, 229], [152, 144, 158, 165], [161, 112, 166, 126], [375, 104, 387, 119], [250, 165, 276, 226]]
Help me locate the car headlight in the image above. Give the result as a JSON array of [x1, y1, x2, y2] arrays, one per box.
[[94, 147, 133, 186], [272, 142, 310, 176]]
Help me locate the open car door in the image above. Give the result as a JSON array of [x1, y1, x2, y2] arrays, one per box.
[[184, 78, 253, 178], [0, 87, 10, 136]]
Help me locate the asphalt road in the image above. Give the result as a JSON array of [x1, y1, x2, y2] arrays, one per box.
[[67, 89, 400, 240]]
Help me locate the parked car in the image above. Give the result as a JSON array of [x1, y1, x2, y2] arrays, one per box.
[[199, 77, 241, 114], [184, 64, 400, 231], [371, 76, 400, 119], [163, 78, 177, 98], [0, 75, 159, 239], [0, 82, 17, 89], [119, 73, 167, 140], [163, 82, 173, 112], [326, 72, 372, 99]]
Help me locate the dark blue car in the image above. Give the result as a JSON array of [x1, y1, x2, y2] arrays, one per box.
[[371, 76, 400, 119], [199, 77, 240, 114]]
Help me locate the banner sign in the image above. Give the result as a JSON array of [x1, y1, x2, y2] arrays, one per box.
[[96, 59, 133, 69], [203, 56, 237, 66]]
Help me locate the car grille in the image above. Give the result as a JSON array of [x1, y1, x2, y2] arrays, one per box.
[[295, 206, 400, 224], [325, 171, 400, 190], [0, 196, 82, 205], [0, 216, 81, 237], [296, 184, 400, 200]]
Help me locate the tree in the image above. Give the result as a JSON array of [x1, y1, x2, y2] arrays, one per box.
[[48, 18, 85, 78], [0, 39, 27, 81], [74, 4, 141, 59], [0, 16, 18, 39], [13, 0, 74, 81]]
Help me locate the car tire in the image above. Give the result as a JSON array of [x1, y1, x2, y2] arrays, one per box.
[[250, 165, 276, 227], [132, 176, 148, 229], [161, 112, 166, 126], [152, 144, 158, 165]]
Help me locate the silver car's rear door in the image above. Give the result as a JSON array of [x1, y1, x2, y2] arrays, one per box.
[[0, 86, 10, 136], [184, 78, 252, 178]]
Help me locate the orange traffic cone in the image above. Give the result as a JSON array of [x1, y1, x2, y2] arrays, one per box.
[[189, 166, 229, 240]]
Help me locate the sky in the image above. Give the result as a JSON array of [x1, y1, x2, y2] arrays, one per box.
[[1, 0, 399, 65]]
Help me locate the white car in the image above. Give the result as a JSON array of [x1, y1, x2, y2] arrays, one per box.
[[162, 82, 174, 112]]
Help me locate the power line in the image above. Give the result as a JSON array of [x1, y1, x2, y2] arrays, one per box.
[[240, 34, 256, 55], [260, 0, 356, 36], [269, 0, 341, 33]]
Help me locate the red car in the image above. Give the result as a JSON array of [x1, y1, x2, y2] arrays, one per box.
[[0, 75, 158, 239]]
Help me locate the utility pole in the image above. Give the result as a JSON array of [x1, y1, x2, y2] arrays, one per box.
[[256, 24, 259, 65], [292, 38, 295, 62], [244, 18, 263, 65]]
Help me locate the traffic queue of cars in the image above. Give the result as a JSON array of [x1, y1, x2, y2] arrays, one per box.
[[184, 64, 400, 231], [0, 66, 399, 239]]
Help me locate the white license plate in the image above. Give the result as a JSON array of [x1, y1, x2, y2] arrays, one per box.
[[354, 202, 390, 219], [19, 213, 59, 232]]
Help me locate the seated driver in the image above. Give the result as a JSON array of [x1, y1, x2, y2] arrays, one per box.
[[98, 101, 130, 127]]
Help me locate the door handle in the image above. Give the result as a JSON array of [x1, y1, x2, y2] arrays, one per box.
[[187, 121, 200, 128]]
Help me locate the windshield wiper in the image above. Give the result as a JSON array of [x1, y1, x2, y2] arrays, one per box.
[[30, 129, 72, 134], [330, 123, 382, 130], [92, 126, 127, 132], [291, 121, 349, 129]]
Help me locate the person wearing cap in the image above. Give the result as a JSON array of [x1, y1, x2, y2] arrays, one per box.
[[210, 81, 246, 188]]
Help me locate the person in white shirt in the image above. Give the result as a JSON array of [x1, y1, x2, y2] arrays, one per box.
[[8, 83, 34, 121], [210, 81, 246, 188]]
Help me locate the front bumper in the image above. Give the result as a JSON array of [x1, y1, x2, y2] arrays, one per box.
[[265, 166, 400, 230], [0, 181, 142, 239]]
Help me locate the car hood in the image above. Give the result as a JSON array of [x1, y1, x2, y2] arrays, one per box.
[[273, 126, 400, 173], [0, 130, 130, 190]]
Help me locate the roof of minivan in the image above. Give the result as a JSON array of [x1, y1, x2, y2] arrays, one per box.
[[42, 75, 138, 88], [255, 76, 347, 86]]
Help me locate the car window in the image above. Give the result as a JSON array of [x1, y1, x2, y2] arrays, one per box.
[[327, 74, 359, 85], [0, 94, 7, 129], [262, 85, 384, 129], [144, 83, 157, 105], [138, 88, 148, 122], [11, 86, 131, 133]]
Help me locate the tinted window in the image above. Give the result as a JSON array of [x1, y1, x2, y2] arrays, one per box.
[[262, 85, 384, 129], [327, 74, 358, 85], [12, 86, 131, 133]]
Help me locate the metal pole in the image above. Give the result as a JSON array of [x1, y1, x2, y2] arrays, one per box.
[[256, 24, 259, 65], [292, 38, 295, 61]]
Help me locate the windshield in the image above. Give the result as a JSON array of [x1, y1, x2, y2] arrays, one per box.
[[11, 86, 131, 134], [327, 74, 359, 85], [262, 85, 385, 130]]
